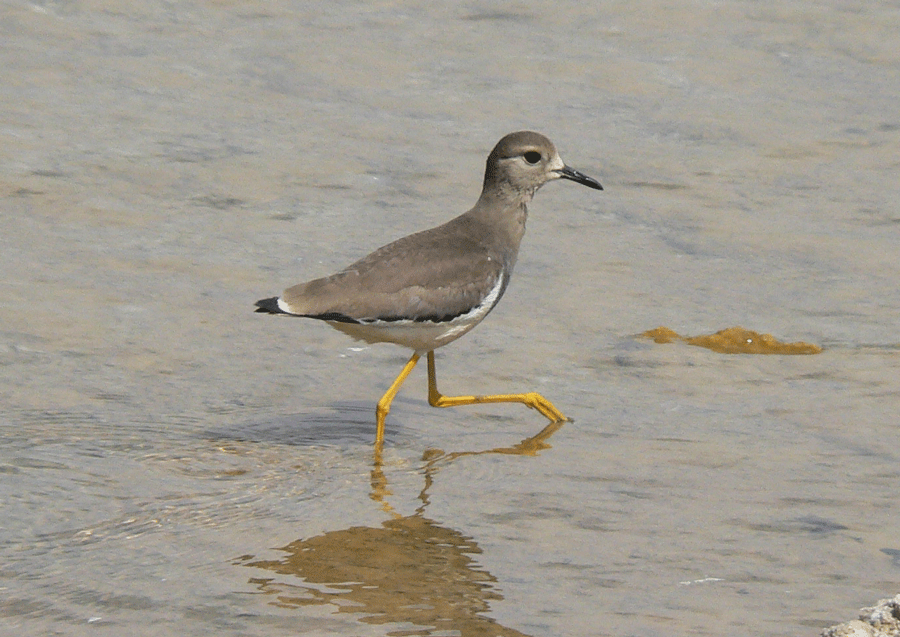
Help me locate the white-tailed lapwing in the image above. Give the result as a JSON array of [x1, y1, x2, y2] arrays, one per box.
[[256, 131, 602, 445]]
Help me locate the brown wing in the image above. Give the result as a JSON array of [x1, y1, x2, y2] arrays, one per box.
[[280, 218, 507, 322]]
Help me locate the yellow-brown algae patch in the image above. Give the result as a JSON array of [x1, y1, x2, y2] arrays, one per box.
[[640, 326, 822, 355], [642, 326, 681, 344]]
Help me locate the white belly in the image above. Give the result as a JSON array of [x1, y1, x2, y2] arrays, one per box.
[[327, 316, 479, 353]]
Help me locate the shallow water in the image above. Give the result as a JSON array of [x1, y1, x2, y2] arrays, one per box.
[[2, 1, 899, 635]]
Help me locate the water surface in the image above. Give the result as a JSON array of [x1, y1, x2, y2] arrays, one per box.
[[2, 1, 899, 635]]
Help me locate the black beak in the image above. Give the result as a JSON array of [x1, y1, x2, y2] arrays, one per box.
[[559, 165, 603, 190]]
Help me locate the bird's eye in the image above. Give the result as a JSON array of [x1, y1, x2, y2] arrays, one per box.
[[523, 151, 541, 165]]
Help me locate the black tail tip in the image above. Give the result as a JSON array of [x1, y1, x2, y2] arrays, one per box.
[[255, 297, 284, 314]]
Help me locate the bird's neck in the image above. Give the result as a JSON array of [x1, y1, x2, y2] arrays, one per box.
[[469, 189, 529, 251]]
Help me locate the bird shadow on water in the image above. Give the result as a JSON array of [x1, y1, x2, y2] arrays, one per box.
[[205, 395, 557, 449], [205, 400, 388, 448], [233, 418, 565, 637]]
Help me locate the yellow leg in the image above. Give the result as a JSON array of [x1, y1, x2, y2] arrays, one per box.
[[375, 352, 421, 445], [426, 351, 569, 423]]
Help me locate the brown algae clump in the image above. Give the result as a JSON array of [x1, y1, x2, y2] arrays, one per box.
[[641, 326, 822, 355]]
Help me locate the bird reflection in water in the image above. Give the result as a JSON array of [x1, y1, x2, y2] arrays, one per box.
[[237, 420, 564, 636]]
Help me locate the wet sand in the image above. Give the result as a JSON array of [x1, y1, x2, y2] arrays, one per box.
[[2, 1, 899, 635]]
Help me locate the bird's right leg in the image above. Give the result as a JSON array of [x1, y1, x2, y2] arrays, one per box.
[[375, 352, 421, 446]]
